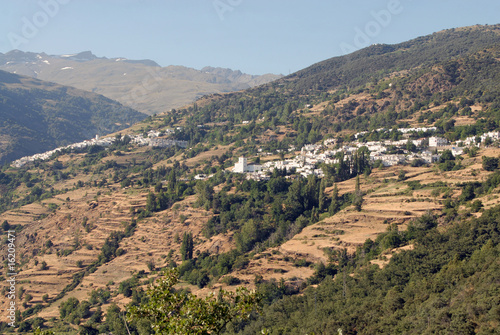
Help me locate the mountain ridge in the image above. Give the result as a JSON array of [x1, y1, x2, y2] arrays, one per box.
[[0, 50, 283, 115]]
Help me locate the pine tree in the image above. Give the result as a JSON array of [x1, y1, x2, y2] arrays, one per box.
[[353, 176, 364, 212], [305, 175, 319, 210], [180, 233, 187, 261], [168, 169, 177, 192], [146, 192, 157, 212], [318, 179, 326, 212], [329, 184, 340, 215], [310, 207, 319, 223], [187, 233, 193, 260], [181, 232, 193, 261]]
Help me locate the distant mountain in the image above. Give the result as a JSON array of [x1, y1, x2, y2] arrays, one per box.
[[0, 51, 282, 115], [0, 70, 145, 164]]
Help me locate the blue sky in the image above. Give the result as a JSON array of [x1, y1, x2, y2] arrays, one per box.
[[0, 0, 499, 75]]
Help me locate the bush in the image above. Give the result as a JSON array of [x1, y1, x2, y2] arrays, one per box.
[[222, 275, 241, 286], [410, 158, 426, 167], [482, 156, 499, 171], [59, 297, 79, 319], [146, 260, 156, 271], [197, 272, 210, 288], [471, 200, 483, 212], [118, 277, 139, 298]]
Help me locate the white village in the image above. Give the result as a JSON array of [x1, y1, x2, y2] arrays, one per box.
[[231, 127, 500, 181], [12, 123, 500, 184], [11, 130, 188, 168]]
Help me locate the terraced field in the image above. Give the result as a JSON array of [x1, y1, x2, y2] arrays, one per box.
[[2, 147, 500, 323]]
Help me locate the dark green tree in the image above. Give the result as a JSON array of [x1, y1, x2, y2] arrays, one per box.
[[180, 232, 194, 261], [460, 183, 475, 202], [439, 149, 455, 163], [105, 304, 128, 335], [353, 176, 364, 211], [59, 297, 79, 319], [318, 179, 327, 212], [236, 219, 261, 253], [1, 220, 10, 231], [482, 156, 499, 171], [329, 184, 340, 216], [146, 192, 157, 212], [406, 140, 418, 153]]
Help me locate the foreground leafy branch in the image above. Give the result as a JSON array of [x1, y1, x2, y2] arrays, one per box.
[[127, 268, 261, 334]]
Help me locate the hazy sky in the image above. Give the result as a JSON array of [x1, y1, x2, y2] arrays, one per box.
[[1, 0, 499, 75]]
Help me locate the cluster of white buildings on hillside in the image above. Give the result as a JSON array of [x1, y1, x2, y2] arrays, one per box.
[[353, 127, 437, 139], [12, 122, 500, 177], [131, 131, 187, 148], [11, 135, 114, 168], [458, 131, 500, 147], [11, 131, 189, 168], [233, 156, 325, 180], [232, 129, 500, 180]]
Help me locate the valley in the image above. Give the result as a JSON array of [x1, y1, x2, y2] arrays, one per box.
[[0, 24, 500, 334]]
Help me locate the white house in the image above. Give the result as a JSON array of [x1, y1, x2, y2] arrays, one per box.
[[420, 151, 441, 164], [451, 147, 464, 157], [372, 154, 406, 167], [429, 136, 448, 147], [233, 157, 247, 173], [233, 157, 262, 173]]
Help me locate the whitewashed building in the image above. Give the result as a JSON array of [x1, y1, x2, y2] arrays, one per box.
[[429, 136, 448, 147], [233, 157, 262, 173], [451, 147, 464, 157], [420, 151, 441, 164], [481, 131, 500, 143]]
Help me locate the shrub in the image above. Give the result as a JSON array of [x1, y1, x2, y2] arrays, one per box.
[[222, 275, 241, 286], [482, 156, 499, 171]]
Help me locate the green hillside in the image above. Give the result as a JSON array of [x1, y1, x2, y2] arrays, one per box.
[[0, 70, 145, 164], [232, 207, 500, 334], [184, 25, 499, 125], [288, 25, 500, 92]]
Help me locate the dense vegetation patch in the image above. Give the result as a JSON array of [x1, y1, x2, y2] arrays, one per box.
[[228, 205, 500, 334]]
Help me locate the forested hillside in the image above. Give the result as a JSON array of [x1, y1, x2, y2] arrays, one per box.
[[185, 25, 500, 129], [229, 206, 500, 334], [0, 70, 145, 164]]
